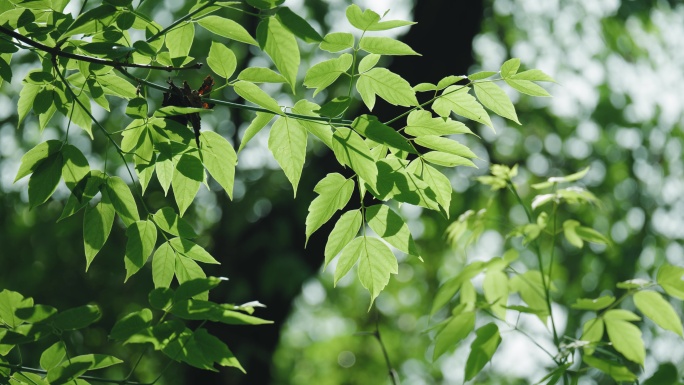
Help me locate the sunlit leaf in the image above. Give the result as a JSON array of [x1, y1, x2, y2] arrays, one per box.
[[305, 173, 354, 244], [268, 116, 307, 196]]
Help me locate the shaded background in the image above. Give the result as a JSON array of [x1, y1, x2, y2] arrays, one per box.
[[1, 0, 684, 384]]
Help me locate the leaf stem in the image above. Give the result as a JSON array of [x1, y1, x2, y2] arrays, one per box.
[[373, 316, 399, 385], [0, 26, 200, 72], [383, 82, 472, 126]]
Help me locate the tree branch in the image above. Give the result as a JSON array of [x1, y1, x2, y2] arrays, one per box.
[[0, 25, 201, 72]]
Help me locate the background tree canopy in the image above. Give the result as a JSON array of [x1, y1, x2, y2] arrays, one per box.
[[1, 0, 683, 385]]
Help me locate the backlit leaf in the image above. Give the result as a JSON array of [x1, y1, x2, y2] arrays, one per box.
[[465, 323, 501, 381], [357, 237, 398, 307], [169, 237, 219, 264], [237, 67, 287, 84], [257, 17, 299, 91], [473, 82, 520, 124], [198, 16, 258, 45], [332, 127, 377, 189], [319, 32, 354, 53], [152, 242, 175, 288], [404, 110, 472, 137], [207, 42, 237, 79], [657, 264, 684, 300], [605, 317, 645, 365], [83, 190, 115, 271], [28, 152, 62, 209], [356, 68, 418, 110], [200, 131, 237, 199], [359, 37, 419, 56], [268, 116, 307, 196], [433, 86, 493, 128], [305, 173, 354, 244], [152, 207, 197, 239], [324, 209, 362, 268], [233, 80, 282, 115], [105, 176, 140, 226], [172, 153, 203, 216], [276, 7, 323, 43], [433, 311, 475, 360], [238, 112, 275, 153], [634, 290, 683, 336], [366, 204, 419, 256], [304, 54, 353, 96], [124, 220, 158, 282]]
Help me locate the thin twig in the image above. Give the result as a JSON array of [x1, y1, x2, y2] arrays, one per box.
[[0, 25, 200, 71], [373, 316, 399, 385]]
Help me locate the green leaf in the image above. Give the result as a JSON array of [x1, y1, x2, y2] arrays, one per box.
[[414, 136, 477, 158], [319, 32, 354, 53], [605, 319, 645, 365], [83, 191, 115, 270], [465, 323, 502, 381], [504, 78, 551, 97], [305, 173, 354, 244], [345, 4, 380, 31], [48, 354, 122, 385], [268, 116, 308, 196], [473, 82, 520, 124], [175, 255, 206, 285], [105, 176, 140, 227], [433, 311, 475, 360], [324, 209, 362, 268], [174, 277, 222, 302], [366, 204, 419, 257], [96, 73, 138, 99], [238, 112, 275, 153], [332, 127, 377, 189], [292, 100, 333, 148], [483, 270, 508, 318], [352, 115, 414, 154], [422, 151, 475, 168], [562, 220, 583, 248], [40, 342, 66, 371], [18, 83, 41, 126], [276, 7, 323, 43], [532, 167, 590, 189], [110, 309, 153, 342], [172, 153, 203, 216], [152, 242, 176, 288], [634, 290, 683, 336], [198, 15, 258, 45], [616, 278, 651, 290], [359, 37, 419, 56], [356, 68, 418, 110], [303, 54, 353, 96], [169, 238, 219, 264], [257, 17, 299, 91], [233, 80, 282, 115], [61, 145, 89, 193], [511, 69, 555, 82], [582, 355, 637, 382], [581, 317, 604, 355], [643, 363, 679, 385], [53, 305, 101, 331], [15, 140, 62, 182], [572, 295, 615, 311], [200, 131, 237, 199], [404, 110, 472, 137], [237, 67, 287, 84], [207, 42, 237, 79], [367, 19, 415, 32], [124, 220, 158, 282], [373, 157, 440, 211], [406, 160, 452, 214], [126, 97, 148, 119], [14, 304, 57, 324], [152, 207, 197, 239], [166, 22, 194, 58], [500, 58, 520, 78], [575, 226, 610, 246], [0, 290, 33, 328], [657, 264, 684, 300], [60, 171, 107, 221], [433, 86, 493, 128], [358, 54, 381, 73], [354, 237, 399, 307], [28, 152, 62, 209], [149, 288, 173, 310], [509, 271, 549, 321], [317, 97, 351, 118], [468, 71, 497, 80], [60, 5, 117, 38]]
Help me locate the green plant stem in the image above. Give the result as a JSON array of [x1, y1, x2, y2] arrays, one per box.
[[146, 0, 216, 43], [507, 181, 560, 347], [114, 69, 353, 125], [0, 26, 200, 72], [373, 317, 399, 385], [484, 309, 558, 364]]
